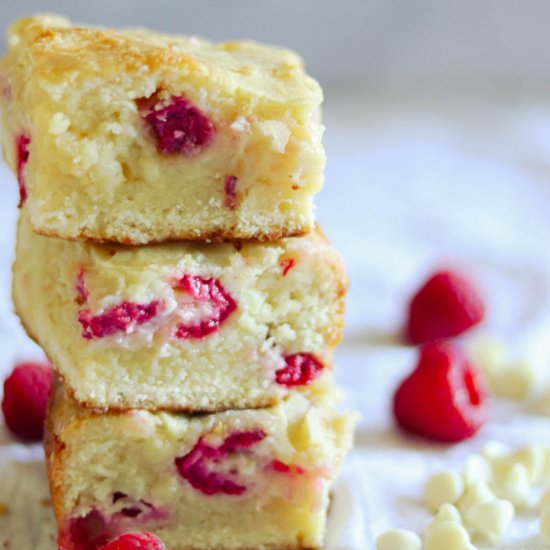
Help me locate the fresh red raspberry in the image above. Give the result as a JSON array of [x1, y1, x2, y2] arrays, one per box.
[[275, 353, 324, 387], [173, 274, 237, 339], [99, 532, 167, 550], [78, 300, 161, 340], [175, 430, 266, 496], [280, 258, 296, 277], [224, 175, 238, 210], [405, 269, 485, 344], [392, 341, 488, 443], [140, 94, 215, 156], [2, 361, 52, 440], [16, 133, 30, 207]]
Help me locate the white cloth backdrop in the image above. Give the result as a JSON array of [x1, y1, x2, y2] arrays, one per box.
[[2, 91, 550, 549]]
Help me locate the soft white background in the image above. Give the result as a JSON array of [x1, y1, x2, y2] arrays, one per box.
[[2, 2, 550, 549]]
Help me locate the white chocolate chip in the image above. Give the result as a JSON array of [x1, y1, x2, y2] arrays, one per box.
[[457, 480, 495, 516], [540, 506, 550, 543], [469, 336, 538, 400], [424, 521, 474, 550], [376, 529, 422, 550], [120, 410, 156, 438], [431, 503, 463, 526], [426, 504, 465, 539], [511, 445, 545, 484], [494, 463, 530, 508], [49, 112, 71, 135], [230, 115, 250, 133], [424, 471, 465, 510], [464, 499, 514, 544], [463, 454, 493, 486], [256, 120, 291, 153]]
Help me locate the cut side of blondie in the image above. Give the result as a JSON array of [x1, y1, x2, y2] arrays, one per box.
[[46, 379, 356, 550], [0, 15, 325, 244], [13, 211, 347, 411]]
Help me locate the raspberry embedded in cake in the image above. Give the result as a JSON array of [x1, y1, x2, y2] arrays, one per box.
[[58, 494, 168, 550], [58, 509, 110, 550], [140, 93, 216, 156], [78, 301, 162, 340], [224, 175, 238, 210], [275, 353, 324, 387], [271, 460, 305, 475], [100, 532, 167, 550], [280, 258, 296, 276], [15, 133, 30, 207], [175, 430, 266, 496], [173, 274, 237, 340]]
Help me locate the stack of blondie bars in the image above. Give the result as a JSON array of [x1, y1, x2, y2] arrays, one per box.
[[1, 15, 355, 550]]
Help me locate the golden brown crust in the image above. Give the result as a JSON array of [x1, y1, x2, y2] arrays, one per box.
[[72, 392, 283, 415], [44, 384, 68, 525], [31, 223, 310, 246], [310, 225, 348, 348], [7, 15, 315, 99]]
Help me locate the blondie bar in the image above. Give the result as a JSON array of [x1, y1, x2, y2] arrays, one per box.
[[0, 15, 325, 244], [46, 379, 355, 550], [13, 211, 346, 411]]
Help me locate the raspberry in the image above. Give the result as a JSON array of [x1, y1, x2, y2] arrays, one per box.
[[175, 430, 266, 496], [2, 361, 52, 440], [58, 509, 110, 550], [140, 94, 215, 156], [275, 353, 324, 387], [224, 175, 238, 210], [78, 300, 161, 340], [405, 269, 485, 344], [173, 274, 237, 339], [271, 460, 305, 475], [99, 532, 167, 550], [16, 133, 30, 207], [280, 258, 295, 277], [218, 430, 266, 452], [392, 341, 488, 443]]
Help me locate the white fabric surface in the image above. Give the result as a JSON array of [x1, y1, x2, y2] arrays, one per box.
[[1, 91, 550, 549]]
